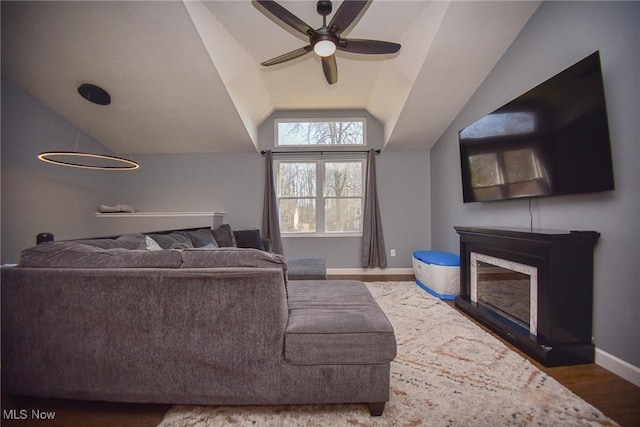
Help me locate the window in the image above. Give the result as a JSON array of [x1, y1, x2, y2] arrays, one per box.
[[277, 158, 365, 235], [276, 118, 365, 146]]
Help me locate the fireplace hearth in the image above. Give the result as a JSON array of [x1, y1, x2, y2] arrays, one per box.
[[454, 226, 600, 367]]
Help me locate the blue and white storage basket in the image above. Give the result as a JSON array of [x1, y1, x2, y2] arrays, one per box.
[[412, 250, 461, 300]]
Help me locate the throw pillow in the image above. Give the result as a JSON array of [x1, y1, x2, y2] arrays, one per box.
[[213, 224, 237, 248], [233, 229, 265, 251], [170, 242, 191, 250], [185, 228, 218, 248], [145, 235, 163, 251], [148, 232, 193, 249]]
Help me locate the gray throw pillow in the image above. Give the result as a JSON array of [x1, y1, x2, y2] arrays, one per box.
[[233, 229, 265, 251], [170, 242, 191, 250], [185, 228, 218, 248], [213, 224, 237, 247], [148, 232, 194, 249]]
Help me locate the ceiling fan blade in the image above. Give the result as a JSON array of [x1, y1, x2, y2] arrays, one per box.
[[338, 38, 401, 55], [261, 46, 313, 66], [254, 0, 317, 38], [321, 55, 338, 85], [328, 0, 371, 35]]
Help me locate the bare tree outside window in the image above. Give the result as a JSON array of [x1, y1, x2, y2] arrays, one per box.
[[275, 118, 366, 234], [277, 120, 365, 146], [325, 162, 363, 232], [278, 162, 317, 233]]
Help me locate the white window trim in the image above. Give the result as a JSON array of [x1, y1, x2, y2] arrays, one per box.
[[276, 154, 366, 238], [274, 117, 367, 148]]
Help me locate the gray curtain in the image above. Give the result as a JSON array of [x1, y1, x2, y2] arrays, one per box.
[[362, 149, 386, 268], [262, 150, 283, 254]]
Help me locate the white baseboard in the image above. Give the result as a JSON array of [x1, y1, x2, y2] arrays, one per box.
[[595, 348, 640, 387], [327, 267, 414, 276]]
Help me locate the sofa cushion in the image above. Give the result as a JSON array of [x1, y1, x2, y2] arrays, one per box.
[[20, 242, 183, 268], [68, 233, 146, 250], [285, 280, 396, 365]]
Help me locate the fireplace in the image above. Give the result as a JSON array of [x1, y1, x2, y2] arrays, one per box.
[[471, 253, 537, 335], [454, 227, 600, 367]]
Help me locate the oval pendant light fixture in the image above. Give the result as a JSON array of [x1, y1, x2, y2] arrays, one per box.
[[38, 83, 139, 171], [38, 151, 140, 170]]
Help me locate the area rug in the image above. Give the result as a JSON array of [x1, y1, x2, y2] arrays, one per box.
[[157, 281, 618, 427]]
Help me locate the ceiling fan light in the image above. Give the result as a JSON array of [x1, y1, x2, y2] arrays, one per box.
[[314, 40, 336, 57]]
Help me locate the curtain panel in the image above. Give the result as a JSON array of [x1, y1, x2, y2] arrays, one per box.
[[362, 149, 386, 268], [262, 150, 284, 254]]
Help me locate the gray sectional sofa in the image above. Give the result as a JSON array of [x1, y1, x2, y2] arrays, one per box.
[[1, 227, 397, 416]]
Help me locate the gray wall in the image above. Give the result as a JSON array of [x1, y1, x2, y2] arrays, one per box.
[[110, 149, 430, 269], [111, 152, 264, 229], [430, 2, 639, 367], [1, 78, 119, 263], [1, 86, 431, 268]]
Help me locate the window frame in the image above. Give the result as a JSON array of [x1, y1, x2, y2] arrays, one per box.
[[275, 154, 366, 237], [274, 117, 367, 148]]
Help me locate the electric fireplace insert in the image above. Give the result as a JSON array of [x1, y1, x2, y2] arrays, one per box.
[[454, 226, 600, 367]]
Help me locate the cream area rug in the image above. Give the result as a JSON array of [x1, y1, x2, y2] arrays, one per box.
[[157, 281, 618, 427]]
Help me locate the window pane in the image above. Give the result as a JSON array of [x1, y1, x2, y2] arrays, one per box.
[[469, 153, 501, 187], [324, 162, 362, 197], [279, 199, 316, 233], [504, 148, 541, 183], [278, 162, 316, 197], [325, 198, 362, 232], [277, 120, 364, 146]]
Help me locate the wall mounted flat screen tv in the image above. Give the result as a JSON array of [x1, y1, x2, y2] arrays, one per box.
[[459, 51, 614, 203]]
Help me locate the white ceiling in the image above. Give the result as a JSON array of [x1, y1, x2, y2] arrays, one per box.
[[1, 0, 540, 155]]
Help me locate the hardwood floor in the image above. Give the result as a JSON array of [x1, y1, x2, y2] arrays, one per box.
[[2, 276, 638, 426], [441, 300, 640, 427]]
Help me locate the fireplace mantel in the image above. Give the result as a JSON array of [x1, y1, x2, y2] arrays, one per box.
[[454, 226, 600, 366]]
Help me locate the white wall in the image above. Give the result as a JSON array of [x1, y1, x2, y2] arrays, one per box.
[[430, 2, 640, 368]]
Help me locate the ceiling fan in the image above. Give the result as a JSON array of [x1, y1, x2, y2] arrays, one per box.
[[255, 0, 401, 85]]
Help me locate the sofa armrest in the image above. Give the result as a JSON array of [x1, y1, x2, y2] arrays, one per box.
[[180, 248, 286, 275]]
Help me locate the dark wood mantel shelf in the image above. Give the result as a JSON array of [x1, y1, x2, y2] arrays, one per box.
[[454, 226, 600, 367]]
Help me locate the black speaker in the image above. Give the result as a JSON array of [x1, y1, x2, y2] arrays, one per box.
[[36, 232, 54, 244]]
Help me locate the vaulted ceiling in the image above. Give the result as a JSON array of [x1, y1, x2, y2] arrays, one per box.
[[1, 1, 540, 154]]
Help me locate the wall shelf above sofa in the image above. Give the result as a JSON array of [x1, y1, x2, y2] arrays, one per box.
[[95, 211, 225, 219], [94, 212, 225, 235]]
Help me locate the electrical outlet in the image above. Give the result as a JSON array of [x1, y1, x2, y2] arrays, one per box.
[[390, 249, 396, 257]]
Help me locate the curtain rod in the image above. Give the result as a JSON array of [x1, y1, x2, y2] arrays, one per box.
[[261, 149, 380, 156]]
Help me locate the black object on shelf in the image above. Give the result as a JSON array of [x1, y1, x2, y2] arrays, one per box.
[[36, 232, 54, 245]]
